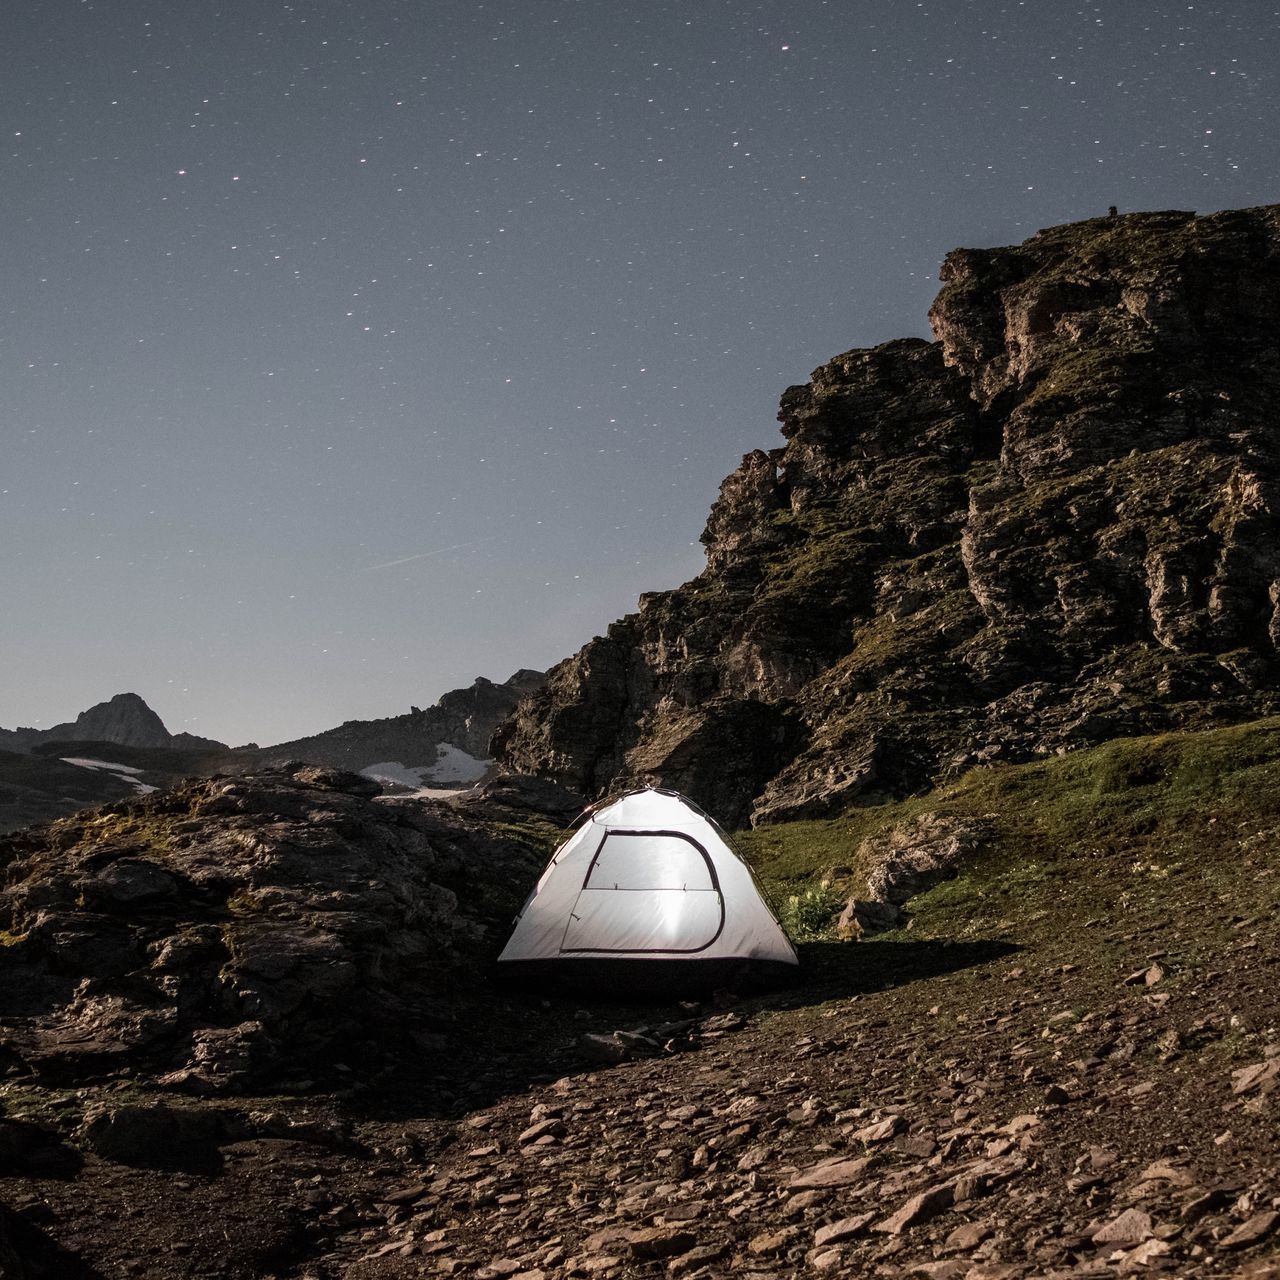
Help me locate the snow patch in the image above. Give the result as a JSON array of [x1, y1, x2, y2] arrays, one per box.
[[360, 744, 490, 791], [360, 761, 429, 789], [61, 757, 159, 796], [427, 743, 488, 784], [60, 757, 145, 775], [408, 786, 475, 801]]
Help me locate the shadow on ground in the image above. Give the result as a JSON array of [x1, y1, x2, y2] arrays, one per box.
[[0, 1119, 84, 1180], [358, 935, 1019, 1122], [1, 1202, 107, 1279], [788, 936, 1022, 1002]]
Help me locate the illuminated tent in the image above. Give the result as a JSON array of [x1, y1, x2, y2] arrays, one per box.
[[496, 788, 798, 990]]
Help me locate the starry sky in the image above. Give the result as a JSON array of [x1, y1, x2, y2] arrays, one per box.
[[4, 0, 1278, 747]]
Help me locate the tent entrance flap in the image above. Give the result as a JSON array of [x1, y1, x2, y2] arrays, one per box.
[[562, 829, 725, 953], [582, 830, 718, 891], [561, 887, 724, 953]]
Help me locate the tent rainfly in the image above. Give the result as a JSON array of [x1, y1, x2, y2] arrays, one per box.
[[497, 787, 799, 990]]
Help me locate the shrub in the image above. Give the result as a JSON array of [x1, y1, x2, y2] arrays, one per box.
[[779, 885, 844, 941]]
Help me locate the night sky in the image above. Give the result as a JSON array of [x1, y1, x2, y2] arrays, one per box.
[[4, 1, 1278, 747]]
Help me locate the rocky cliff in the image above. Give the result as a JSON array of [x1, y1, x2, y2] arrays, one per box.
[[495, 204, 1280, 824]]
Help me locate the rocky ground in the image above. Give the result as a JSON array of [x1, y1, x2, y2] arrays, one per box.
[[4, 722, 1280, 1279]]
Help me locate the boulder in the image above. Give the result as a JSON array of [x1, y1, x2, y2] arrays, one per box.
[[76, 1103, 224, 1166], [836, 899, 903, 940], [862, 814, 995, 906]]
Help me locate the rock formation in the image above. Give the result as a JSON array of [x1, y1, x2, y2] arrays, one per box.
[[836, 814, 996, 939], [495, 204, 1280, 824], [0, 764, 554, 1091]]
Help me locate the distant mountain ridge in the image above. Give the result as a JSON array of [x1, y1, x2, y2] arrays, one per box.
[[0, 672, 547, 833], [251, 669, 546, 786], [0, 691, 227, 754]]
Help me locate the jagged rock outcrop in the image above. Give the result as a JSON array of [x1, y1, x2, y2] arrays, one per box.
[[0, 765, 549, 1090], [837, 814, 996, 938], [496, 204, 1280, 824]]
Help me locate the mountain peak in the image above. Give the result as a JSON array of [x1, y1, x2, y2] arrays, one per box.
[[65, 693, 176, 749], [0, 693, 227, 755]]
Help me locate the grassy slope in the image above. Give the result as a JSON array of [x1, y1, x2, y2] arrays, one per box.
[[738, 713, 1280, 914], [733, 716, 1280, 1158]]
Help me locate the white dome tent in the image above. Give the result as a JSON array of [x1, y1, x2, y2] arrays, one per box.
[[497, 788, 799, 991]]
